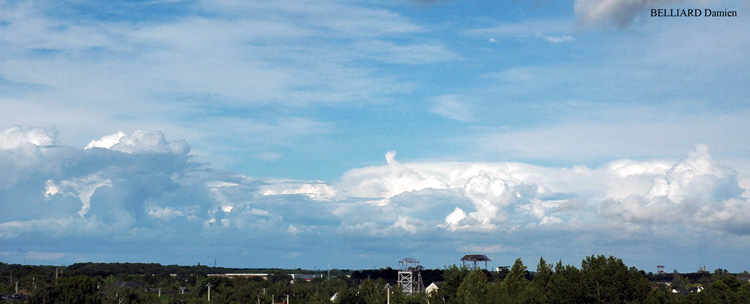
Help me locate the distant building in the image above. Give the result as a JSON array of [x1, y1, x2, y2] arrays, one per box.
[[425, 282, 443, 294], [207, 273, 268, 280], [109, 281, 145, 289], [290, 273, 323, 282]]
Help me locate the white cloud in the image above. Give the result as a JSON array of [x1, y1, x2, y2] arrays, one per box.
[[391, 216, 420, 234], [469, 20, 574, 44], [462, 173, 514, 226], [59, 173, 114, 217], [540, 216, 563, 226], [338, 151, 591, 231], [287, 224, 301, 235], [601, 145, 747, 232], [430, 95, 475, 122], [0, 126, 57, 149], [3, 127, 750, 270], [44, 180, 60, 198], [335, 147, 750, 237], [0, 0, 434, 167], [244, 208, 272, 217], [85, 132, 126, 150], [355, 40, 459, 64], [12, 128, 747, 246], [260, 181, 337, 201], [443, 207, 470, 231], [543, 34, 573, 43], [147, 206, 187, 221], [86, 130, 189, 154], [647, 145, 740, 203]]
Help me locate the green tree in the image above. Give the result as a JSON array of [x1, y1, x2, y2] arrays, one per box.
[[496, 258, 529, 304], [360, 278, 387, 304], [528, 257, 552, 304], [672, 273, 690, 292], [55, 276, 101, 304], [435, 265, 468, 304], [643, 286, 677, 304], [457, 268, 488, 304], [579, 255, 649, 304], [692, 280, 739, 304], [547, 261, 584, 304], [737, 283, 750, 303], [721, 276, 742, 293]]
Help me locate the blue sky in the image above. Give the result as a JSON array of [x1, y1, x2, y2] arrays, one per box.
[[1, 0, 750, 273]]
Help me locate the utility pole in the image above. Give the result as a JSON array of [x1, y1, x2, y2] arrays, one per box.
[[206, 282, 212, 302], [386, 284, 391, 304]]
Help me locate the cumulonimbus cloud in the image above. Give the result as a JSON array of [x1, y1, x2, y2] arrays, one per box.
[[2, 126, 749, 267]]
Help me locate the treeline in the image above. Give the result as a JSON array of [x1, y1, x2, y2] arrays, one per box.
[[432, 255, 750, 304], [2, 255, 750, 303], [64, 263, 328, 278], [1, 262, 340, 278]]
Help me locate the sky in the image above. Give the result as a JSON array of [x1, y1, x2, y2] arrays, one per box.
[[1, 0, 749, 273]]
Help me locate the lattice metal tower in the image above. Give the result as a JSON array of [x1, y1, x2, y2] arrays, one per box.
[[398, 258, 424, 294]]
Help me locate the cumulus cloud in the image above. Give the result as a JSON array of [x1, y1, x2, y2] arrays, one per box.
[[0, 126, 57, 149], [86, 130, 189, 154], [337, 151, 585, 231], [336, 147, 750, 236], [84, 132, 126, 150], [601, 145, 748, 233], [444, 207, 473, 231]]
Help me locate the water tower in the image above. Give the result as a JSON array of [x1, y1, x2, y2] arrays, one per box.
[[461, 254, 491, 270]]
